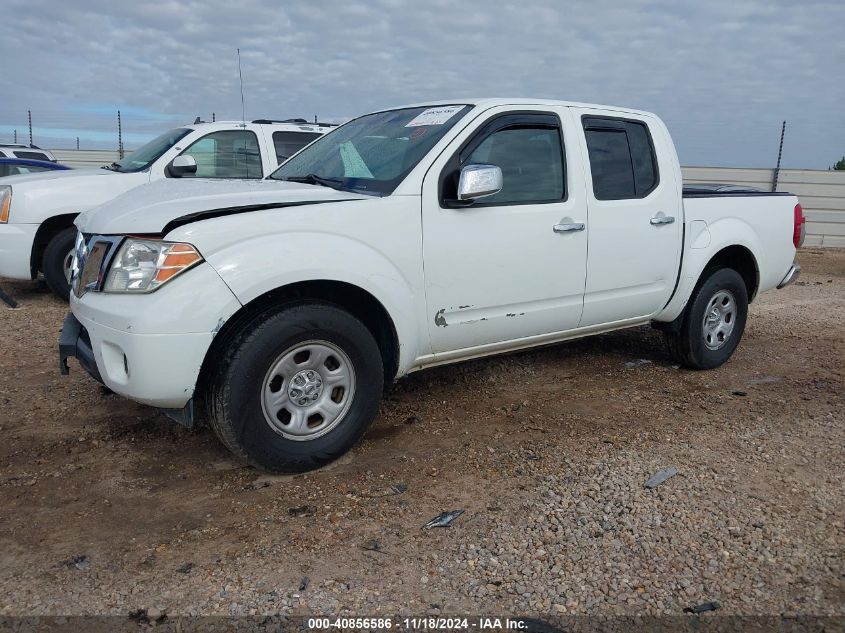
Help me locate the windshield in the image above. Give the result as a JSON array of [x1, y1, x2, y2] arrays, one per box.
[[109, 128, 191, 173], [269, 105, 469, 195]]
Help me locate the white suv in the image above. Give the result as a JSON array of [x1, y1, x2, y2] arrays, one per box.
[[0, 119, 334, 299], [0, 144, 56, 162]]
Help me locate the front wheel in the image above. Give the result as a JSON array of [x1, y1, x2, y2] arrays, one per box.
[[204, 303, 384, 473], [42, 227, 77, 301], [664, 267, 748, 370]]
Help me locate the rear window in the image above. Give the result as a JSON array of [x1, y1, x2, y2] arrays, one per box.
[[273, 131, 322, 163], [583, 117, 658, 200]]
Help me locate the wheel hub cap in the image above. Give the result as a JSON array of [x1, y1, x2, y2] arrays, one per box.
[[702, 289, 737, 351], [289, 370, 323, 406], [260, 340, 356, 441], [63, 249, 75, 284]]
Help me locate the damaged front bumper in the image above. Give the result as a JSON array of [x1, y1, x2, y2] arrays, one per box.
[[58, 261, 242, 428], [59, 312, 103, 383], [58, 307, 216, 407], [59, 311, 200, 427]]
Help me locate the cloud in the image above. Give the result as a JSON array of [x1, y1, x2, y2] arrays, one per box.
[[0, 0, 842, 167]]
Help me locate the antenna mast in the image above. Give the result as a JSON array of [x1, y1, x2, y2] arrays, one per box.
[[237, 48, 246, 126]]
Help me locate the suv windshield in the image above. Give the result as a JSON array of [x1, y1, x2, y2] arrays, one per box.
[[269, 105, 469, 195], [107, 128, 191, 173]]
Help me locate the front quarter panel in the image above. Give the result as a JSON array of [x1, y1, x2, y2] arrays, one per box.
[[11, 171, 150, 225], [166, 197, 428, 376]]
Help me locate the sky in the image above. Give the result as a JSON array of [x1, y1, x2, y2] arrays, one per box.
[[1, 0, 843, 168]]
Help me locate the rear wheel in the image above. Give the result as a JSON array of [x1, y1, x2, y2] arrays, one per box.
[[204, 303, 384, 472], [664, 267, 748, 370], [42, 227, 76, 301]]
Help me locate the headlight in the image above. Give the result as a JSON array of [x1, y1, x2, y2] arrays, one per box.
[[0, 186, 11, 223], [103, 239, 203, 293]]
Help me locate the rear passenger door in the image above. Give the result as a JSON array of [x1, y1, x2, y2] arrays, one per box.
[[573, 109, 682, 326]]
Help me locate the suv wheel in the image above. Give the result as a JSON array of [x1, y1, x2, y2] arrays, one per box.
[[42, 227, 76, 301], [204, 303, 384, 472], [664, 267, 749, 370]]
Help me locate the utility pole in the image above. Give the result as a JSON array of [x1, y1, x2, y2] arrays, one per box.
[[28, 110, 32, 146], [772, 120, 786, 192], [117, 110, 124, 159]]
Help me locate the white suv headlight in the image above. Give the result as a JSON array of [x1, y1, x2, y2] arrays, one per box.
[[104, 239, 203, 293]]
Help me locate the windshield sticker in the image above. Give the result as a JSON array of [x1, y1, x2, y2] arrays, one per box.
[[409, 127, 428, 140], [339, 142, 374, 179], [405, 105, 465, 127]]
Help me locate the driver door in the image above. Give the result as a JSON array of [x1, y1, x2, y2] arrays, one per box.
[[421, 106, 588, 355]]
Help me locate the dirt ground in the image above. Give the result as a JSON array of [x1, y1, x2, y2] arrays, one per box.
[[0, 249, 842, 621]]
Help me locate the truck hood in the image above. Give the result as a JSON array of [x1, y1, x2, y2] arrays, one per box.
[[76, 178, 372, 235], [1, 167, 117, 186], [4, 168, 150, 225]]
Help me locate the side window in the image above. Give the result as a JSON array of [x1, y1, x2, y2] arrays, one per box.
[[626, 122, 657, 194], [441, 113, 566, 206], [583, 129, 635, 199], [273, 131, 321, 163], [179, 130, 263, 179], [0, 165, 47, 175], [583, 117, 658, 200], [14, 150, 51, 161]]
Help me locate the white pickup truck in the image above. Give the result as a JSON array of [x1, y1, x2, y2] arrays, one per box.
[[0, 119, 334, 299], [59, 99, 805, 473]]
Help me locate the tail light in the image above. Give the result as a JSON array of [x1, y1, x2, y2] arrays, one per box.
[[793, 203, 805, 249]]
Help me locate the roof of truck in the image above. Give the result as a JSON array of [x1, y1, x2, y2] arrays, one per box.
[[382, 98, 656, 117], [188, 120, 336, 133]]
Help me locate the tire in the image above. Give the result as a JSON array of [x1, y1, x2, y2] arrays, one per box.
[[42, 227, 76, 301], [205, 302, 384, 473], [664, 267, 748, 370]]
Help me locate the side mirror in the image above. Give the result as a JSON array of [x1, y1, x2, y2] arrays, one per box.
[[457, 164, 503, 201], [167, 155, 197, 178]]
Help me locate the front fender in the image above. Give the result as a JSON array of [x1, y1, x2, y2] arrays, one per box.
[[205, 231, 426, 375], [655, 217, 763, 322], [9, 171, 149, 225]]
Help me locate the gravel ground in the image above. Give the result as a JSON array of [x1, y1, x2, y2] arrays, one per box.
[[0, 249, 843, 621]]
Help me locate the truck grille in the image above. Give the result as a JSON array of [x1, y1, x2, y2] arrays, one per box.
[[71, 234, 123, 298]]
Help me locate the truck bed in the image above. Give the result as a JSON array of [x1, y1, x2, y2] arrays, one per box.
[[682, 183, 793, 198]]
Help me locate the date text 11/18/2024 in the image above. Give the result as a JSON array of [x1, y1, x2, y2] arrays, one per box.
[[307, 616, 532, 630]]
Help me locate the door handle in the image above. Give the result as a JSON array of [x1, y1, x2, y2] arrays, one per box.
[[650, 215, 675, 225], [553, 222, 585, 233]]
